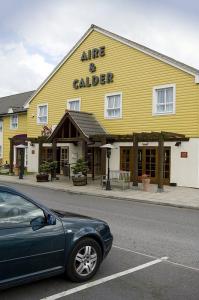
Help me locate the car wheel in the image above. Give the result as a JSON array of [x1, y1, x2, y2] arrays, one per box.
[[66, 237, 102, 282]]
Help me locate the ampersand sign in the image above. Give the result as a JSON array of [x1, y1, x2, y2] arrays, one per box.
[[89, 63, 96, 73]]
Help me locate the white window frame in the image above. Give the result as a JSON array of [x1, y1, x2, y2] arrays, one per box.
[[67, 98, 81, 111], [104, 92, 122, 119], [152, 84, 176, 116], [10, 114, 18, 129], [37, 103, 48, 125]]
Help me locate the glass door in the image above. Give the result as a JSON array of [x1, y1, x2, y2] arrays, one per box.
[[163, 148, 170, 184], [120, 147, 132, 179], [145, 148, 158, 183], [60, 147, 69, 174], [137, 147, 170, 184]]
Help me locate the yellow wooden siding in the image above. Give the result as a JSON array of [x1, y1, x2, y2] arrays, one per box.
[[3, 113, 27, 163], [27, 30, 199, 138]]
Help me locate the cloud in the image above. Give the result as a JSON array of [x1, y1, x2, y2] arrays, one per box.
[[0, 42, 54, 96], [0, 0, 199, 96]]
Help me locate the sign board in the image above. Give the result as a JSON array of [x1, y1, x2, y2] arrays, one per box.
[[73, 46, 114, 89], [181, 152, 188, 158]]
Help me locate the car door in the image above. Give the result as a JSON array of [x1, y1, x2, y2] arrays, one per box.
[[0, 191, 66, 285]]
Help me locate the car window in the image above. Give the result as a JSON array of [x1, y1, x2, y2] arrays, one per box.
[[0, 191, 45, 227]]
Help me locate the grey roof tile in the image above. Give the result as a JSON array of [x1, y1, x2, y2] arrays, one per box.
[[0, 91, 34, 116], [68, 111, 106, 137]]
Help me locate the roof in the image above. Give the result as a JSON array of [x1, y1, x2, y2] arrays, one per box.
[[0, 91, 34, 116], [49, 110, 106, 141], [24, 24, 199, 108], [69, 110, 106, 137]]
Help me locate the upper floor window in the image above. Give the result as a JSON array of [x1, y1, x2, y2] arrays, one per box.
[[105, 93, 122, 119], [153, 84, 176, 115], [37, 104, 48, 124], [67, 99, 80, 111], [0, 120, 3, 132], [10, 114, 18, 129]]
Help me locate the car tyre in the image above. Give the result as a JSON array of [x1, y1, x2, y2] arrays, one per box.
[[66, 237, 102, 282]]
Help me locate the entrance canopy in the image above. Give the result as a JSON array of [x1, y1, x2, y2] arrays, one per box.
[[48, 110, 106, 143]]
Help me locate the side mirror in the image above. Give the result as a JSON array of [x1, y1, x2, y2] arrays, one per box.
[[30, 216, 46, 231], [47, 214, 56, 225]]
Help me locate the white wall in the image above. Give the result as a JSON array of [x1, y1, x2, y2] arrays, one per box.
[[57, 142, 82, 174], [27, 142, 39, 173], [27, 142, 83, 174], [166, 138, 199, 188], [109, 139, 199, 188]]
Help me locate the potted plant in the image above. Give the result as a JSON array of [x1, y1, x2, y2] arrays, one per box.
[[36, 161, 51, 182], [71, 159, 88, 186], [141, 174, 150, 192]]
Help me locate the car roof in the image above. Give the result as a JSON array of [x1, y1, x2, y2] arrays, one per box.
[[0, 185, 21, 194]]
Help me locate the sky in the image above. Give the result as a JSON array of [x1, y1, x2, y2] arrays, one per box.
[[0, 0, 199, 97]]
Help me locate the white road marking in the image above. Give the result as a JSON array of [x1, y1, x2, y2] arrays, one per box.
[[166, 260, 199, 272], [113, 245, 158, 259], [113, 244, 199, 272], [40, 257, 167, 300]]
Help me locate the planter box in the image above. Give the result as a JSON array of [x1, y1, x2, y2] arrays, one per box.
[[72, 176, 87, 186], [142, 178, 150, 192], [36, 174, 49, 182]]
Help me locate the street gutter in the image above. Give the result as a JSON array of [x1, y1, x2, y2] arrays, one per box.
[[0, 178, 198, 211]]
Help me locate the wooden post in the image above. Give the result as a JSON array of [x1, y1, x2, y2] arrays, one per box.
[[92, 147, 95, 180], [82, 141, 88, 161], [158, 134, 164, 192], [52, 139, 57, 179], [101, 138, 106, 176], [132, 134, 138, 188], [52, 139, 57, 161], [9, 138, 14, 174]]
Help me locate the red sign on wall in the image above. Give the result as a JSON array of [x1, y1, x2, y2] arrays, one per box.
[[181, 152, 188, 158]]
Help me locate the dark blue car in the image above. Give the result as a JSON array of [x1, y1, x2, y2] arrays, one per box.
[[0, 185, 113, 289]]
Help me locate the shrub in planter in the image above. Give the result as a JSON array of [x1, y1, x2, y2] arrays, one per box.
[[36, 161, 58, 182], [71, 159, 88, 186]]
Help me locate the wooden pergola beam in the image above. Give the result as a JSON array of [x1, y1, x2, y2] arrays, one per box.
[[55, 137, 85, 143], [91, 131, 189, 143]]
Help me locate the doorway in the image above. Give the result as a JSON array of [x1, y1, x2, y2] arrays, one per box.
[[60, 147, 69, 175], [120, 146, 170, 184]]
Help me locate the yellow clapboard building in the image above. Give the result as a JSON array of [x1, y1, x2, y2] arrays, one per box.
[[1, 25, 199, 188]]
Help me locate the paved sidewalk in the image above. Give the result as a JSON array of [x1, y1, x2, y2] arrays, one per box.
[[0, 174, 199, 210]]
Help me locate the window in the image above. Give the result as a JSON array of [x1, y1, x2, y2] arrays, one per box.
[[0, 192, 44, 227], [67, 99, 80, 111], [153, 84, 176, 115], [0, 120, 3, 132], [10, 114, 18, 129], [0, 145, 2, 158], [105, 93, 122, 119], [37, 104, 48, 124]]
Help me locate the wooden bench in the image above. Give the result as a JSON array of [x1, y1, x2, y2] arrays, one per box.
[[101, 170, 131, 190]]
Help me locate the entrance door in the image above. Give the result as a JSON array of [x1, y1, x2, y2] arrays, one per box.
[[120, 146, 170, 184], [138, 147, 170, 184], [87, 147, 101, 178], [120, 147, 132, 179], [60, 147, 69, 174]]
